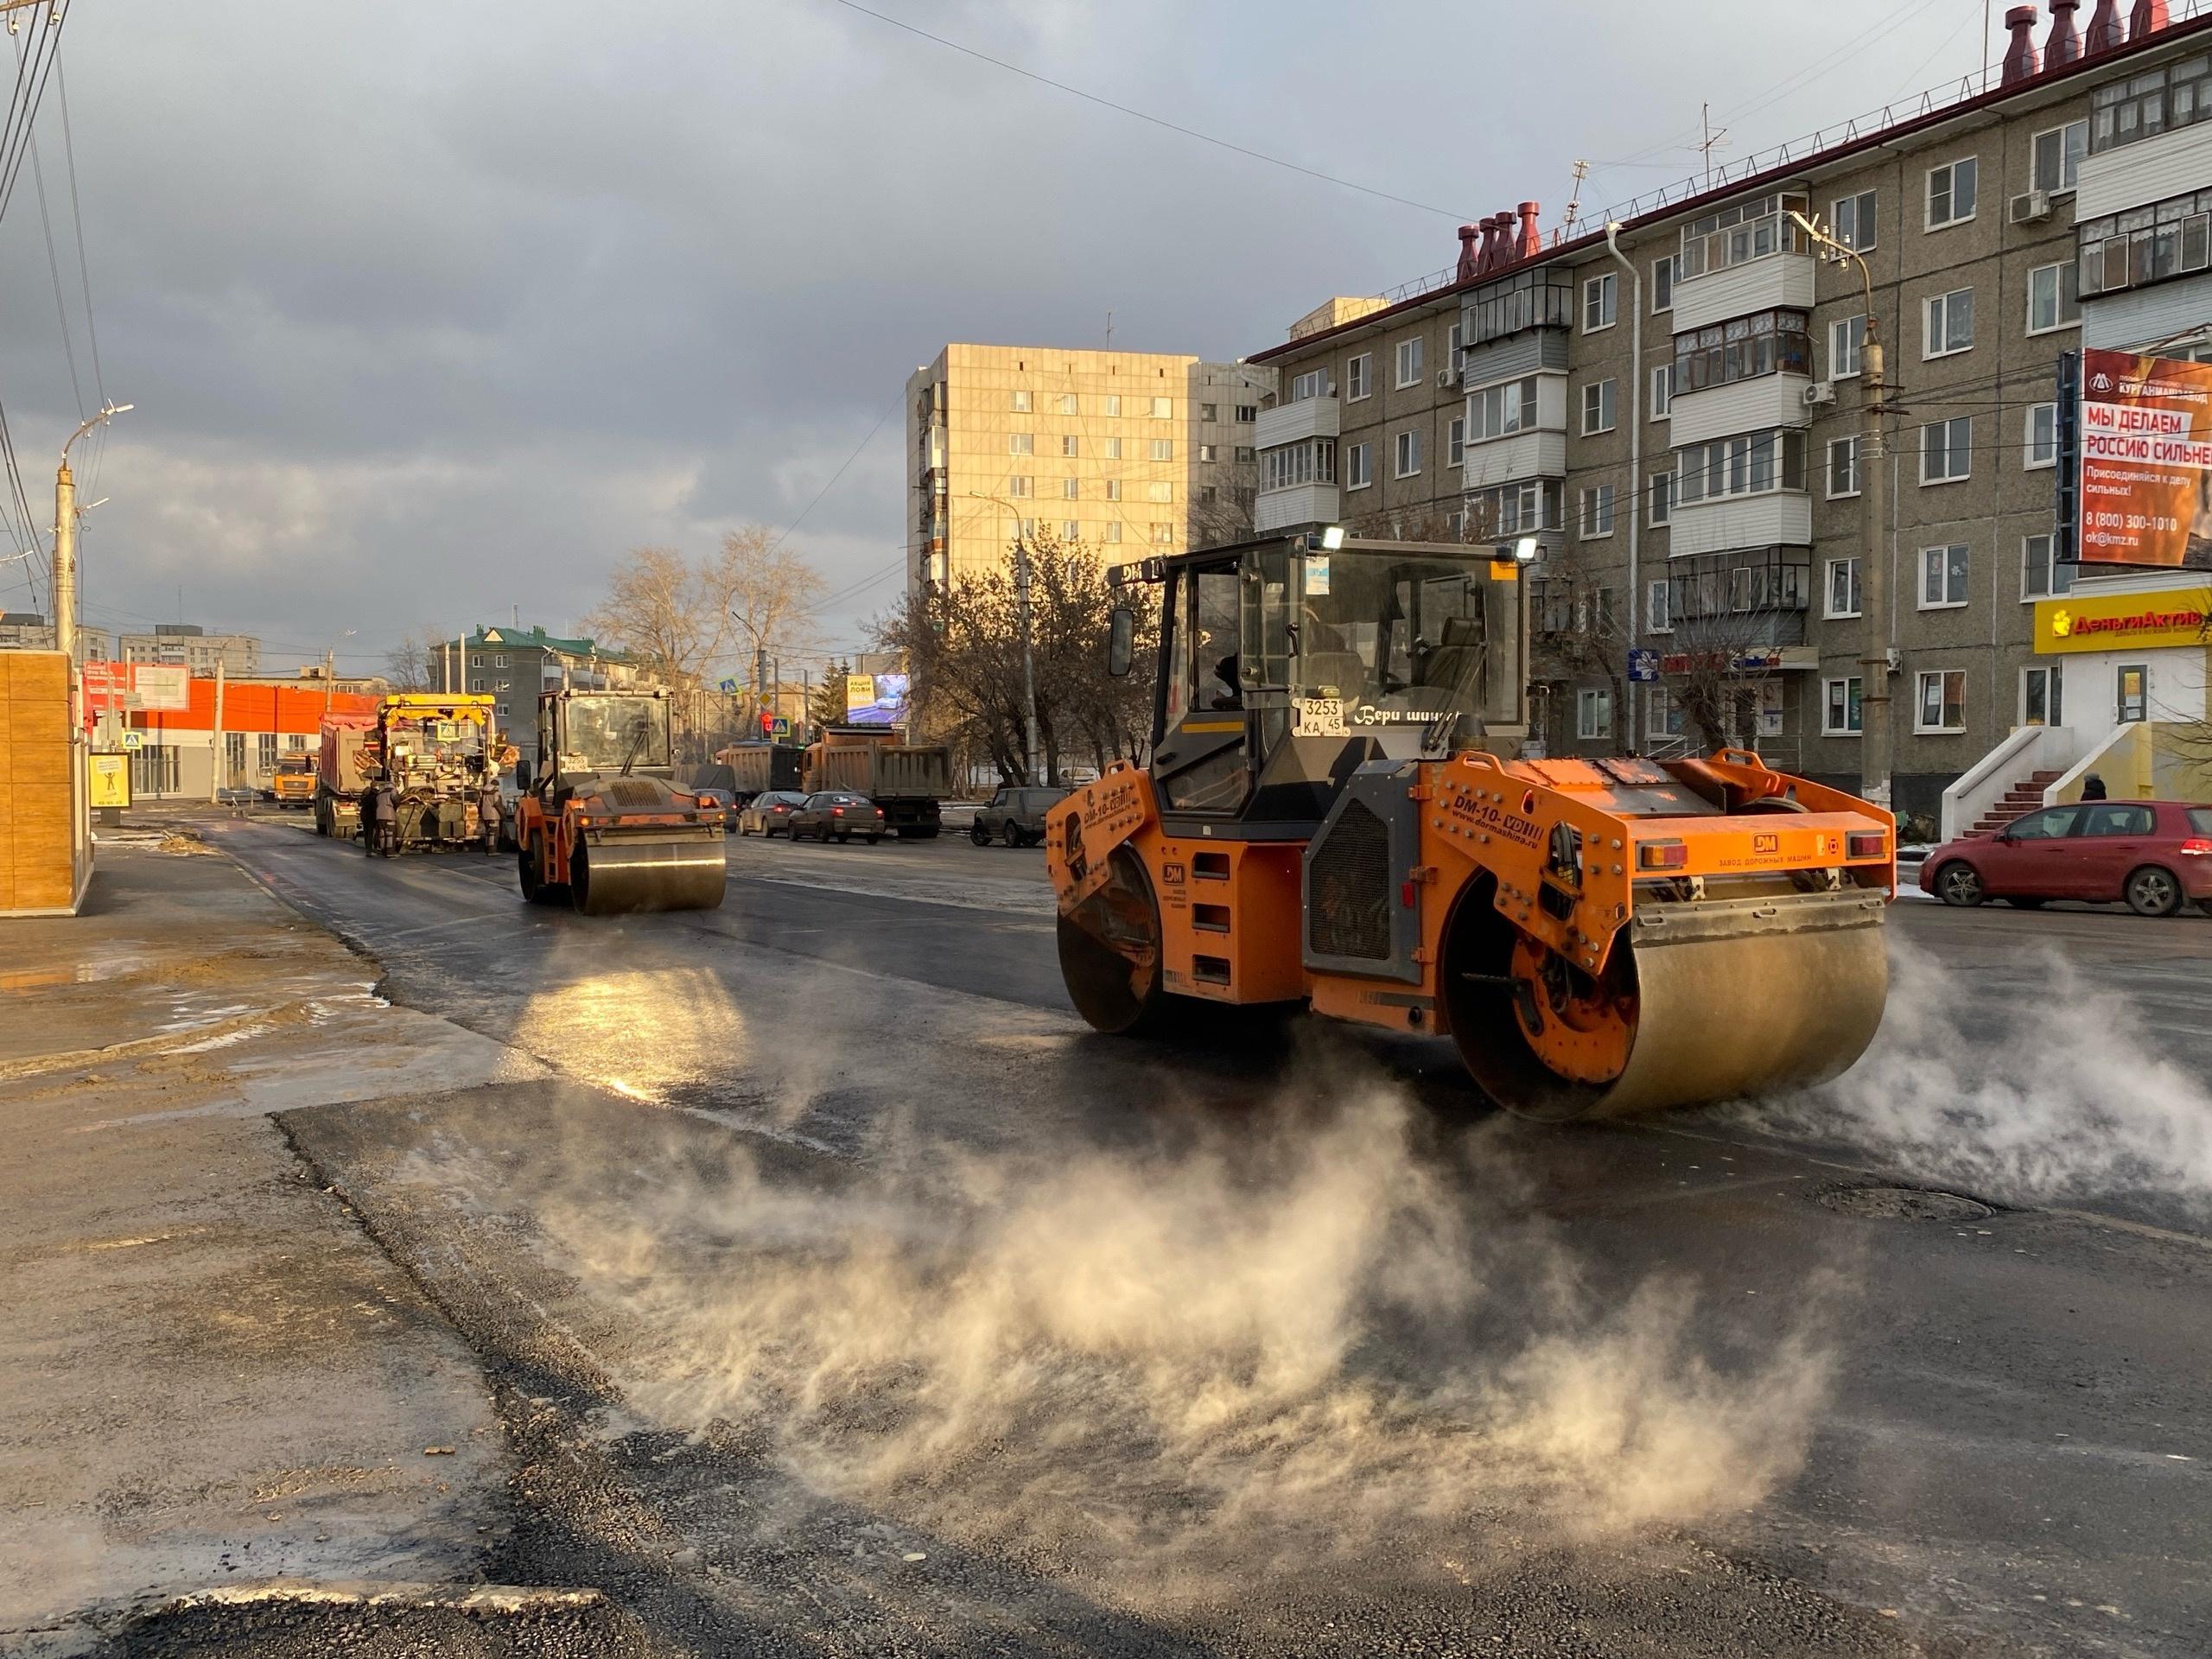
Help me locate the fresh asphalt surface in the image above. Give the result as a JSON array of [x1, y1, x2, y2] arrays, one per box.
[[156, 812, 2212, 1657]]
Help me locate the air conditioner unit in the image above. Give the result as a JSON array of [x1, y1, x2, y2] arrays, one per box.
[[1802, 381, 1838, 407], [1436, 368, 1457, 390], [2009, 189, 2052, 225]]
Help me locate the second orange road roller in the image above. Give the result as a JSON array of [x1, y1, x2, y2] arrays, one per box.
[[514, 686, 727, 916], [1047, 533, 1895, 1121]]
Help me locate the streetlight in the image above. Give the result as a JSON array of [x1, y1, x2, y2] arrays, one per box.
[[54, 401, 130, 874], [969, 489, 1042, 784], [323, 628, 356, 714], [1789, 209, 1891, 811]]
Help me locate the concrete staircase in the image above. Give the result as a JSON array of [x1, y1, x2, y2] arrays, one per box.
[[1966, 770, 2062, 837]]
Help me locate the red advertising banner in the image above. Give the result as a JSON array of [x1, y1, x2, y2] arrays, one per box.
[[2076, 348, 2212, 567]]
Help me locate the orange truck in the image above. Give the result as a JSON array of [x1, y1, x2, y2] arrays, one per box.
[[270, 751, 316, 808], [313, 710, 379, 839], [1047, 533, 1896, 1122]]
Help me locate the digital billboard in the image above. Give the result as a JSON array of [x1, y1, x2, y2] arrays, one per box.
[[843, 671, 910, 726], [2072, 348, 2212, 568]]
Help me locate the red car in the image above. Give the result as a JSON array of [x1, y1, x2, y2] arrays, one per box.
[[1921, 799, 2212, 916]]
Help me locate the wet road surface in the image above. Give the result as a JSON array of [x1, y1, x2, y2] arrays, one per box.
[[155, 815, 2212, 1657]]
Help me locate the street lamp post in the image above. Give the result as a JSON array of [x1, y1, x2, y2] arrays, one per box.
[[54, 402, 132, 872], [1789, 211, 1891, 811], [323, 628, 356, 715], [969, 489, 1041, 784]]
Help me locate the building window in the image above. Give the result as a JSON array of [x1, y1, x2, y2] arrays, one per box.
[[1058, 435, 1078, 458], [1467, 268, 1577, 343], [1824, 677, 1864, 735], [1648, 471, 1672, 526], [1676, 190, 1809, 279], [1105, 478, 1122, 500], [1825, 556, 1862, 619], [1577, 687, 1613, 741], [1927, 156, 1977, 228], [286, 733, 308, 752], [1199, 402, 1217, 422], [1236, 445, 1255, 461], [1646, 577, 1672, 633], [1394, 429, 1422, 478], [1920, 543, 1971, 609], [1007, 475, 1032, 498], [1103, 395, 1122, 416], [1830, 315, 1866, 378], [1105, 522, 1122, 544], [1648, 684, 1687, 739], [1062, 478, 1079, 499], [1395, 337, 1425, 387], [1150, 439, 1173, 461], [1466, 479, 1563, 535], [493, 654, 507, 667], [1467, 375, 1539, 441], [1916, 669, 1967, 734], [1447, 416, 1465, 467], [1580, 378, 1617, 435], [1009, 432, 1033, 454], [1650, 363, 1674, 420], [2027, 263, 2079, 334], [2024, 402, 2058, 470], [1153, 523, 1173, 545], [1579, 483, 1615, 538], [471, 653, 483, 667], [1923, 288, 1974, 357], [1347, 353, 1371, 400], [2022, 532, 2073, 600], [1235, 404, 1256, 423], [1920, 416, 1971, 484], [257, 734, 278, 773], [1582, 271, 1617, 332], [2033, 119, 2088, 193], [1102, 436, 1122, 460], [1147, 480, 1173, 502], [1151, 396, 1173, 418], [1675, 308, 1813, 391], [1011, 390, 1032, 412], [1827, 435, 1861, 499], [1057, 393, 1078, 416], [1832, 188, 1877, 251], [1258, 439, 1336, 492], [1198, 442, 1217, 462], [1345, 442, 1372, 489], [1447, 321, 1464, 363], [1675, 429, 1808, 504], [1061, 520, 1080, 541], [1018, 518, 1037, 539], [1291, 370, 1325, 401], [1652, 254, 1675, 312], [2090, 55, 2212, 154]]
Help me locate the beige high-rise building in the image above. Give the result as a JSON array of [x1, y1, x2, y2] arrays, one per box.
[[906, 344, 1274, 594]]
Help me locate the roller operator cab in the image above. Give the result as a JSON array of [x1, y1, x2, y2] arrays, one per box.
[[1046, 534, 1897, 1121], [514, 688, 727, 915]]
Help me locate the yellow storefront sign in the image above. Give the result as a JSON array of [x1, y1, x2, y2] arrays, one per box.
[[2032, 588, 2212, 654]]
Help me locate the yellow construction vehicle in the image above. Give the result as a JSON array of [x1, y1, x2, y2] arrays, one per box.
[[1047, 534, 1894, 1120], [366, 693, 501, 850], [514, 686, 725, 914]]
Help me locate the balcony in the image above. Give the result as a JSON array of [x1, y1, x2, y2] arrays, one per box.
[[1461, 429, 1567, 489], [1255, 483, 1340, 532], [2080, 56, 2212, 219], [1665, 549, 1812, 652], [1674, 256, 1815, 334], [1254, 395, 1339, 450], [1669, 375, 1815, 448], [1668, 492, 1811, 559]]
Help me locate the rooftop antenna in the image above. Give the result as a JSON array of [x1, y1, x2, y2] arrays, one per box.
[[1561, 159, 1590, 235], [1103, 309, 1113, 350], [1699, 102, 1732, 188]]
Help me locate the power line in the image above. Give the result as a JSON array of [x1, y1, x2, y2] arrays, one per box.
[[52, 54, 99, 404], [764, 390, 901, 557], [828, 0, 1471, 222], [29, 132, 84, 420]]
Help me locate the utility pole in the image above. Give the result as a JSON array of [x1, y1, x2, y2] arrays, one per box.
[[208, 657, 226, 804], [969, 490, 1041, 782], [1604, 221, 1643, 753], [54, 403, 131, 852], [1791, 212, 1891, 811]]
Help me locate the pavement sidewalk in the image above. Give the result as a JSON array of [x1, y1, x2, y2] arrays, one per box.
[[0, 836, 541, 1655]]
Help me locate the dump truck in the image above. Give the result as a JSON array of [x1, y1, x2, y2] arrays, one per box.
[[270, 751, 316, 809], [515, 686, 726, 914], [368, 693, 501, 852], [717, 741, 805, 803], [313, 710, 379, 838], [1047, 533, 1896, 1122], [803, 728, 950, 839]]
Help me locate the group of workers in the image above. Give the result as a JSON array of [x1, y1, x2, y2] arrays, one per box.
[[356, 769, 506, 858]]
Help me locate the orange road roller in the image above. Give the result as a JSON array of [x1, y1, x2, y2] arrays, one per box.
[[1047, 534, 1894, 1120]]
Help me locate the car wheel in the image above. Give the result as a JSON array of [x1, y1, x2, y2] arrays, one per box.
[[1934, 861, 1985, 907], [2126, 865, 2183, 918], [866, 834, 881, 845], [837, 831, 850, 843], [970, 823, 990, 846]]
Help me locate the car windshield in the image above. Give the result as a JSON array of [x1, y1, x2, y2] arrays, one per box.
[[562, 696, 670, 772], [1250, 549, 1523, 735]]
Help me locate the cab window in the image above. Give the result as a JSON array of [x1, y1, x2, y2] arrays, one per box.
[[1191, 566, 1242, 713]]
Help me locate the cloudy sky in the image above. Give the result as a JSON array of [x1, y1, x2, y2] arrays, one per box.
[[3, 0, 2005, 678]]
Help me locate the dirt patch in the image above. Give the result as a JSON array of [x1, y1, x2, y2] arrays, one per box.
[[1815, 1185, 1995, 1223]]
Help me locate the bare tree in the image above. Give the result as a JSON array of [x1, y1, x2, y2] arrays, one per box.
[[1661, 563, 1796, 753], [383, 625, 450, 693], [1188, 480, 1258, 551], [1529, 549, 1631, 753], [721, 525, 829, 697]]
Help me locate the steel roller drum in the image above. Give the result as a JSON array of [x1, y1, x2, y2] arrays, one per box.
[[1460, 887, 1890, 1122], [571, 831, 728, 915]]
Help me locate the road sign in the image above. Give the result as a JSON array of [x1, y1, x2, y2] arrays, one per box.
[[1627, 648, 1659, 683], [120, 730, 143, 750], [718, 677, 739, 695], [759, 715, 791, 738]]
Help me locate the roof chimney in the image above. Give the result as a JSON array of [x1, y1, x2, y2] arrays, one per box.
[[1477, 214, 1503, 274], [1457, 223, 1481, 282], [1516, 200, 1542, 260], [2003, 5, 2043, 81], [2085, 0, 2125, 53], [2047, 0, 2082, 67], [2130, 0, 2166, 37]]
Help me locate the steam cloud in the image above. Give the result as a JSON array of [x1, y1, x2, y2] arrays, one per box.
[[534, 1061, 1837, 1580]]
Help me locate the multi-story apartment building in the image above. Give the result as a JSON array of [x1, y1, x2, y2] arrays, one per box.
[[1249, 3, 2212, 828], [118, 622, 260, 677], [906, 344, 1275, 594], [0, 611, 109, 664], [451, 624, 645, 728]]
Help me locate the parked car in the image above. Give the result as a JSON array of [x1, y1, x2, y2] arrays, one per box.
[[693, 786, 736, 832], [1920, 799, 2212, 916], [970, 785, 1071, 847], [737, 790, 808, 837], [789, 791, 886, 844]]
